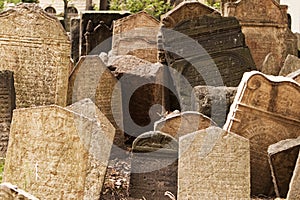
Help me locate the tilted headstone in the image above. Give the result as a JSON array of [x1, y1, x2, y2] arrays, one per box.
[[223, 0, 298, 70], [161, 1, 218, 28], [68, 55, 124, 149], [3, 103, 115, 199], [70, 17, 80, 63], [112, 11, 159, 63], [0, 3, 70, 108], [161, 14, 255, 109], [130, 131, 178, 200], [0, 71, 15, 157], [79, 11, 130, 57], [0, 183, 39, 200], [287, 69, 300, 84], [261, 52, 281, 75], [154, 111, 217, 139], [279, 54, 300, 76], [192, 86, 237, 126], [224, 71, 300, 195], [178, 126, 250, 199], [268, 137, 300, 198], [287, 151, 300, 200]]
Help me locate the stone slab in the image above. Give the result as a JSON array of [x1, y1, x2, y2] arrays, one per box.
[[279, 54, 300, 76], [224, 71, 300, 195], [287, 151, 300, 200], [3, 104, 115, 199], [0, 3, 70, 108], [70, 17, 80, 63], [178, 126, 250, 199], [0, 183, 39, 200]]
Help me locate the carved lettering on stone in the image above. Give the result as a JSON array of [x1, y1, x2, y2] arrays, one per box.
[[0, 4, 70, 108], [224, 71, 300, 195]]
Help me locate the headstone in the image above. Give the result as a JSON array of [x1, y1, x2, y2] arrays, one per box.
[[161, 14, 256, 109], [287, 69, 300, 83], [68, 56, 124, 149], [0, 183, 38, 200], [108, 55, 152, 71], [79, 11, 130, 56], [70, 17, 80, 63], [112, 11, 159, 63], [224, 71, 300, 195], [130, 131, 178, 200], [0, 3, 70, 108], [223, 0, 298, 70], [3, 103, 115, 199], [154, 111, 217, 139], [287, 151, 300, 200], [279, 54, 300, 76], [192, 86, 237, 126], [0, 71, 15, 158], [268, 137, 300, 198], [178, 126, 250, 199], [161, 1, 218, 28], [261, 52, 281, 75]]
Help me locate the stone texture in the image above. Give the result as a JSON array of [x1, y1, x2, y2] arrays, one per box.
[[279, 54, 300, 76], [4, 103, 115, 199], [79, 11, 130, 57], [161, 1, 218, 28], [223, 0, 298, 70], [287, 151, 300, 200], [161, 14, 255, 110], [262, 53, 281, 76], [130, 131, 178, 200], [0, 71, 15, 158], [0, 182, 39, 200], [178, 126, 250, 199], [268, 137, 300, 198], [0, 3, 70, 108], [224, 71, 300, 195], [70, 17, 80, 63], [192, 86, 237, 126], [154, 111, 217, 139], [287, 69, 300, 84], [108, 55, 152, 71], [68, 55, 124, 149], [112, 11, 159, 63]]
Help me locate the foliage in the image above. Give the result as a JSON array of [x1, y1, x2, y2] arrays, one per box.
[[205, 0, 221, 10], [109, 0, 173, 19], [0, 159, 4, 182], [0, 0, 38, 11]]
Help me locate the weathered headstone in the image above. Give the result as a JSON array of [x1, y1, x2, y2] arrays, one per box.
[[268, 137, 300, 198], [112, 11, 159, 63], [0, 71, 15, 158], [70, 17, 80, 63], [287, 151, 300, 200], [161, 1, 218, 28], [68, 55, 124, 149], [279, 54, 300, 76], [79, 11, 130, 56], [0, 183, 39, 200], [223, 0, 298, 70], [161, 14, 255, 109], [261, 52, 281, 75], [178, 126, 250, 199], [0, 3, 70, 108], [154, 111, 217, 139], [130, 131, 178, 200], [224, 71, 300, 195], [108, 55, 152, 71], [287, 69, 300, 83], [192, 86, 237, 126], [3, 103, 115, 199]]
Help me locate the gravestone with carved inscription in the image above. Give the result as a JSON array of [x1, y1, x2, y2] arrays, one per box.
[[0, 71, 15, 158], [154, 111, 217, 139], [224, 71, 300, 195], [268, 137, 300, 198], [223, 0, 298, 70], [68, 55, 124, 149], [3, 103, 115, 199], [0, 3, 70, 108], [112, 11, 159, 63], [130, 131, 178, 200], [178, 126, 250, 199]]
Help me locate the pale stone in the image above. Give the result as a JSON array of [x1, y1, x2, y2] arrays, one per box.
[[0, 3, 70, 108], [262, 52, 281, 75], [287, 69, 300, 83], [112, 11, 159, 63], [178, 126, 250, 199], [279, 54, 300, 76], [287, 151, 300, 200], [154, 111, 217, 139], [3, 103, 115, 199], [0, 183, 39, 200], [224, 71, 300, 195]]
